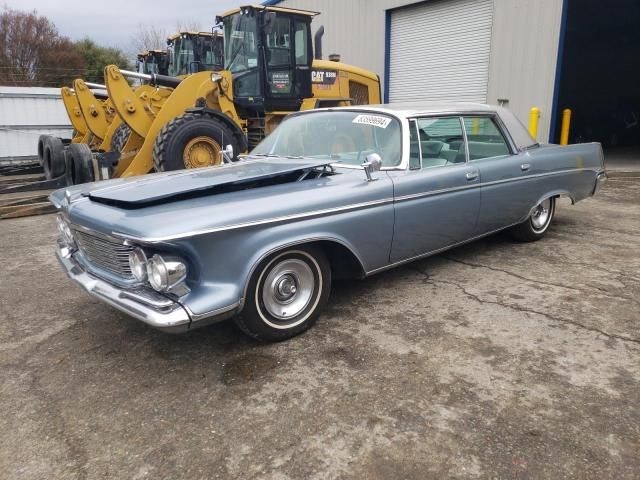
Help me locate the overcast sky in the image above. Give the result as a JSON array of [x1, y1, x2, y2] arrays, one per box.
[[4, 0, 246, 50]]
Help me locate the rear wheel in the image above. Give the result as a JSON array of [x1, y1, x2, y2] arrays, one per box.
[[43, 136, 65, 179], [64, 143, 94, 185], [510, 197, 556, 242], [152, 112, 240, 172], [235, 246, 331, 342], [110, 123, 131, 153]]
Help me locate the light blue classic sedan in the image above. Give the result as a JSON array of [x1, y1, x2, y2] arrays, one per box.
[[50, 103, 607, 341]]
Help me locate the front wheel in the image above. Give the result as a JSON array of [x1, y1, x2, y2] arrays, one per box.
[[235, 246, 331, 342], [152, 112, 240, 172], [510, 197, 556, 242]]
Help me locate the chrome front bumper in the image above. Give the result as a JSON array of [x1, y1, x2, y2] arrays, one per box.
[[56, 247, 192, 333]]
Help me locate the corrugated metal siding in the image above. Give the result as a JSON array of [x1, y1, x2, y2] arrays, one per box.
[[273, 0, 563, 140], [486, 0, 564, 142], [0, 87, 72, 163], [267, 0, 408, 85], [388, 0, 493, 102]]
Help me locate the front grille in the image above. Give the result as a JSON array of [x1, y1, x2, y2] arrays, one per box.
[[349, 80, 369, 105], [73, 228, 134, 278]]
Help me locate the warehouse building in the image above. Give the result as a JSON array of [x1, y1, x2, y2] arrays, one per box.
[[264, 0, 640, 153]]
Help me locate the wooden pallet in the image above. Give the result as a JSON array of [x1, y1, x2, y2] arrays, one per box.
[[0, 165, 59, 219], [0, 189, 56, 219]]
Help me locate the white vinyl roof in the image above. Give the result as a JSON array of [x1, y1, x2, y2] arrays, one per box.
[[301, 102, 538, 151]]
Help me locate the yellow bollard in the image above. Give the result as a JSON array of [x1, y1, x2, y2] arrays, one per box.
[[471, 118, 480, 135], [560, 108, 572, 145], [528, 107, 540, 140]]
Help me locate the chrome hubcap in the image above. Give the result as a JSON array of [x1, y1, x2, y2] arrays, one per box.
[[531, 198, 552, 231], [262, 259, 314, 320]]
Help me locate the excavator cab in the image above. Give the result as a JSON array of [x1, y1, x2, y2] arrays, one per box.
[[219, 6, 314, 114], [167, 32, 224, 76]]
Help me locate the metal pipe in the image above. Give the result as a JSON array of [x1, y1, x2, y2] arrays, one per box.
[[118, 69, 182, 88], [85, 82, 106, 89], [119, 69, 152, 81]]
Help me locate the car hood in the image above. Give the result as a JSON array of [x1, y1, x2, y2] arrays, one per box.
[[84, 157, 335, 208]]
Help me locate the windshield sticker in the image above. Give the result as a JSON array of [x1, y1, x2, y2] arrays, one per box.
[[352, 114, 392, 128]]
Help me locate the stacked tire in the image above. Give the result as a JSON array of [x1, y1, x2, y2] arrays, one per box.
[[64, 144, 94, 185], [39, 136, 66, 180]]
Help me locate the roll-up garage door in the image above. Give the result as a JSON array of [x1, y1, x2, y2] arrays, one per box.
[[388, 0, 493, 103]]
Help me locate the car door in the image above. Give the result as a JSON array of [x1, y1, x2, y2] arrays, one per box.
[[388, 116, 481, 263], [462, 115, 535, 234]]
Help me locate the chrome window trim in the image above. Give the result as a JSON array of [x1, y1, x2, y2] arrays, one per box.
[[460, 115, 470, 163], [412, 119, 423, 170]]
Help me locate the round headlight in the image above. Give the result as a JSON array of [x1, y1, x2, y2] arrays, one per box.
[[147, 255, 169, 291], [128, 248, 148, 281], [146, 254, 187, 292]]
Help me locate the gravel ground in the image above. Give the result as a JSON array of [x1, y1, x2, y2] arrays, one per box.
[[0, 178, 638, 479]]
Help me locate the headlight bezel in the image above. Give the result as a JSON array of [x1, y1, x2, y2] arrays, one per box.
[[146, 254, 187, 293], [56, 214, 75, 247], [128, 247, 148, 282]]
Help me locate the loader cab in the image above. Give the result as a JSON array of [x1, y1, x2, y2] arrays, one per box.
[[167, 32, 224, 77], [220, 5, 315, 114], [136, 50, 169, 76]]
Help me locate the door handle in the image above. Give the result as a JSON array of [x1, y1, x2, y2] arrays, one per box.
[[465, 171, 478, 181], [521, 163, 531, 171]]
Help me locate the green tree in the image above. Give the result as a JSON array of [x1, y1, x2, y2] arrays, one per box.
[[0, 6, 86, 87], [74, 38, 132, 83]]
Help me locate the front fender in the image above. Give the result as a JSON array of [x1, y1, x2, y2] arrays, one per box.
[[173, 202, 395, 318]]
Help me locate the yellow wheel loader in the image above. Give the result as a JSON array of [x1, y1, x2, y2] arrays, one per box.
[[166, 31, 224, 76], [54, 32, 224, 184], [136, 50, 169, 76], [95, 5, 380, 180], [37, 82, 112, 180]]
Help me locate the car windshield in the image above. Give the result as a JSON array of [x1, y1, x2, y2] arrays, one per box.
[[251, 111, 402, 167]]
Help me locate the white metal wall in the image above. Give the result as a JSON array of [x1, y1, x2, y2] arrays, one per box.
[[388, 0, 493, 102], [0, 87, 72, 164], [272, 0, 563, 141], [486, 0, 564, 142]]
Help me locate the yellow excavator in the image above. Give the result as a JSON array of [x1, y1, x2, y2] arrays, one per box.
[[89, 5, 380, 181]]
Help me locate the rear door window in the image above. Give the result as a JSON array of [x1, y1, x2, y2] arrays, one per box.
[[462, 117, 511, 160], [411, 117, 467, 168]]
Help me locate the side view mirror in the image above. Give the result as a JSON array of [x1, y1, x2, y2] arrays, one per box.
[[221, 144, 234, 163], [362, 153, 382, 181]]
